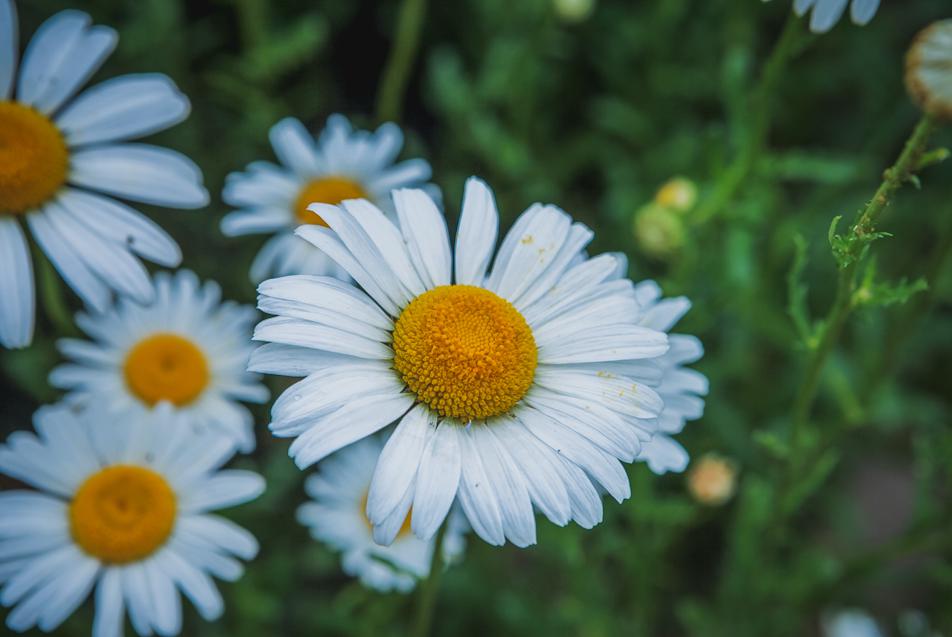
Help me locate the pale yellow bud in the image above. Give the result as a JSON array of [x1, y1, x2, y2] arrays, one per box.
[[633, 203, 685, 260], [905, 20, 952, 122], [654, 177, 698, 213], [687, 454, 738, 506]]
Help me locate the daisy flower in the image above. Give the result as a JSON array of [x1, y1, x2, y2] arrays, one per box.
[[0, 403, 264, 636], [764, 0, 881, 33], [50, 270, 268, 453], [297, 436, 466, 593], [631, 280, 708, 475], [0, 2, 208, 349], [905, 20, 952, 122], [221, 114, 433, 282], [250, 177, 696, 548]]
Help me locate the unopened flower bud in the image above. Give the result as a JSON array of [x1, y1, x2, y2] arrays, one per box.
[[905, 20, 952, 122], [687, 454, 738, 506]]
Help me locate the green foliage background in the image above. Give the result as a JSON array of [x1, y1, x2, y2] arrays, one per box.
[[3, 0, 952, 635]]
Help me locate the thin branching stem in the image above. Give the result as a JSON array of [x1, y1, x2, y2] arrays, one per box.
[[791, 115, 937, 437]]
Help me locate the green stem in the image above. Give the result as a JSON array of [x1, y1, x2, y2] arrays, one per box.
[[375, 0, 428, 124], [791, 115, 937, 435], [694, 12, 802, 224], [30, 240, 76, 337], [234, 0, 269, 50], [412, 522, 447, 637]]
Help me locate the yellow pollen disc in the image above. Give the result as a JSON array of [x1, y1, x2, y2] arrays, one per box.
[[360, 491, 412, 539], [293, 176, 368, 226], [392, 285, 538, 421], [124, 333, 210, 407], [0, 101, 69, 215], [70, 465, 177, 564]]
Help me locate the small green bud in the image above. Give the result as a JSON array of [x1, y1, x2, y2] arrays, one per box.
[[633, 203, 685, 259]]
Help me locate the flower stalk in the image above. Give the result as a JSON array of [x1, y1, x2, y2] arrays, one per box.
[[412, 522, 447, 637], [791, 114, 938, 439], [376, 0, 428, 124]]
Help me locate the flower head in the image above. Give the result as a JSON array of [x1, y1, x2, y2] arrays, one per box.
[[221, 115, 434, 282], [905, 20, 952, 122], [0, 403, 264, 636], [51, 270, 269, 453], [252, 177, 704, 547], [297, 436, 466, 593], [0, 2, 208, 349]]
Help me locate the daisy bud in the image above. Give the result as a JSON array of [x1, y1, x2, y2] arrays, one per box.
[[654, 177, 699, 214], [905, 20, 952, 122], [633, 203, 685, 259], [687, 454, 738, 506], [553, 0, 595, 24]]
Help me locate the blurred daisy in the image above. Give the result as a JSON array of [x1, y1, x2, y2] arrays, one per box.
[[823, 609, 884, 637], [631, 280, 708, 475], [765, 0, 881, 33], [251, 177, 688, 548], [0, 403, 264, 636], [0, 2, 208, 349], [905, 20, 952, 121], [297, 436, 465, 593], [221, 114, 433, 282], [51, 270, 268, 453]]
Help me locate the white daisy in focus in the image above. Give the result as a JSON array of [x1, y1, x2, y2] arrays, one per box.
[[905, 20, 952, 122], [250, 177, 697, 548], [0, 2, 208, 349], [764, 0, 881, 33], [221, 114, 433, 282], [631, 280, 708, 475], [50, 270, 268, 453], [297, 436, 466, 593], [0, 403, 264, 636]]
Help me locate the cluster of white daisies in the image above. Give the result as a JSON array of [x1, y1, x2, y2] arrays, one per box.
[[3, 0, 912, 633]]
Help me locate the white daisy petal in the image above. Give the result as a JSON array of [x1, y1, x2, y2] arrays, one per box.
[[637, 434, 690, 475], [259, 275, 393, 331], [56, 74, 190, 146], [0, 218, 34, 348], [269, 117, 320, 176], [472, 425, 536, 547], [370, 159, 432, 194], [454, 177, 499, 286], [57, 188, 181, 267], [367, 405, 432, 527], [456, 425, 506, 546], [70, 144, 209, 208], [91, 569, 124, 637], [0, 0, 16, 99], [18, 10, 117, 114], [392, 188, 452, 289], [850, 0, 879, 24], [410, 422, 462, 540], [809, 0, 849, 32], [298, 436, 466, 593], [288, 393, 414, 468], [220, 206, 290, 236], [154, 549, 223, 621], [296, 225, 402, 316], [181, 470, 265, 513], [27, 209, 112, 312]]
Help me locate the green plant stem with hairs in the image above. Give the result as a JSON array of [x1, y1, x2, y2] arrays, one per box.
[[412, 522, 447, 637], [791, 114, 938, 441], [376, 0, 428, 124], [694, 12, 804, 224]]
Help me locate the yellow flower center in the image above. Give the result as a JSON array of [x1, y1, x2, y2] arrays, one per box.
[[70, 465, 177, 564], [392, 285, 537, 421], [124, 333, 210, 407], [360, 491, 413, 539], [293, 176, 368, 226], [0, 101, 69, 215]]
